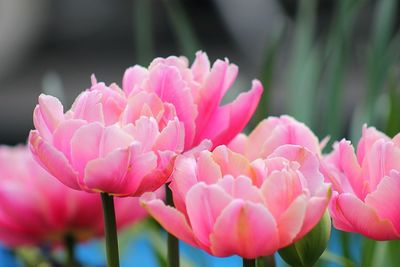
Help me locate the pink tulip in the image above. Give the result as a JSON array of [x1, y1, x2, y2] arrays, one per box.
[[323, 126, 400, 240], [0, 145, 145, 247], [141, 145, 331, 258], [229, 115, 321, 161], [29, 77, 184, 195], [123, 51, 263, 150]]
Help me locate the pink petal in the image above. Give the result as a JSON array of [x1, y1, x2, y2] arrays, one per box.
[[228, 133, 247, 155], [331, 193, 399, 240], [191, 51, 210, 83], [140, 192, 200, 248], [261, 169, 303, 219], [210, 200, 279, 258], [357, 125, 389, 164], [277, 195, 307, 247], [128, 116, 160, 152], [122, 65, 149, 95], [199, 80, 263, 148], [185, 183, 233, 247], [52, 119, 86, 161], [361, 139, 400, 194], [365, 173, 400, 233], [121, 92, 166, 125], [36, 94, 65, 133], [269, 145, 324, 194], [99, 125, 135, 156], [29, 130, 80, 190], [154, 117, 185, 152], [217, 176, 264, 203], [84, 147, 130, 194], [169, 156, 200, 213], [71, 90, 104, 123], [196, 151, 222, 184], [148, 64, 197, 149], [296, 188, 331, 240], [70, 122, 103, 175], [195, 60, 237, 138], [211, 146, 255, 182]]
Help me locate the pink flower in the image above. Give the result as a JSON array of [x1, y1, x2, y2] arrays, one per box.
[[229, 115, 321, 161], [0, 145, 144, 247], [29, 77, 184, 196], [123, 51, 263, 150], [141, 145, 331, 258], [323, 126, 400, 240]]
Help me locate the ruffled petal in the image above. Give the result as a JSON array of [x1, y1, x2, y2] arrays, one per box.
[[185, 183, 232, 247], [210, 200, 279, 258], [365, 173, 400, 233], [140, 192, 200, 248], [331, 193, 399, 240], [29, 130, 80, 190], [199, 80, 263, 147]]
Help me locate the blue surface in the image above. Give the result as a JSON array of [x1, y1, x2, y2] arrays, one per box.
[[0, 229, 355, 266]]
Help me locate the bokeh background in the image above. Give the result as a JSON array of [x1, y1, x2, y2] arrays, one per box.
[[1, 0, 400, 266]]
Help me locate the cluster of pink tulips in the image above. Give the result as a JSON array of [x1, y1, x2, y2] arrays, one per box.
[[0, 51, 398, 267]]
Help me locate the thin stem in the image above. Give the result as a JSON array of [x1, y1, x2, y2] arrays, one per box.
[[166, 185, 179, 267], [101, 193, 120, 267], [243, 258, 256, 267], [256, 255, 276, 267], [64, 234, 77, 267]]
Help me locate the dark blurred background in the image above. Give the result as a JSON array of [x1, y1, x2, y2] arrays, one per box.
[[1, 0, 400, 148]]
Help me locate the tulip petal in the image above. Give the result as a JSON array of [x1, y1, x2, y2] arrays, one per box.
[[36, 94, 65, 133], [210, 200, 279, 258], [154, 117, 184, 152], [52, 119, 86, 160], [70, 122, 103, 175], [148, 64, 197, 149], [270, 145, 324, 194], [170, 155, 200, 213], [261, 169, 303, 219], [331, 193, 399, 240], [365, 173, 400, 233], [277, 194, 307, 247], [29, 131, 80, 190], [140, 192, 199, 248], [195, 60, 237, 136], [217, 176, 264, 203], [191, 51, 210, 83], [200, 80, 263, 147], [186, 183, 232, 247], [296, 189, 330, 240], [122, 65, 149, 95], [84, 147, 130, 194], [211, 146, 255, 181]]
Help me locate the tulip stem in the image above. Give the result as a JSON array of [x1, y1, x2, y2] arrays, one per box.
[[64, 234, 77, 267], [166, 185, 179, 267], [101, 193, 120, 267], [256, 255, 276, 267], [243, 258, 256, 267]]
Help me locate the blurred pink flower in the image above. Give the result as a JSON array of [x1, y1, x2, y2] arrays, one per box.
[[323, 126, 400, 240], [123, 51, 263, 150], [0, 145, 144, 247], [29, 77, 184, 196], [141, 144, 331, 258]]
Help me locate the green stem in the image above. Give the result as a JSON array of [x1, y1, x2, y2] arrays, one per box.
[[243, 258, 256, 267], [256, 255, 276, 267], [166, 185, 179, 267], [64, 234, 77, 267], [101, 193, 120, 267]]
